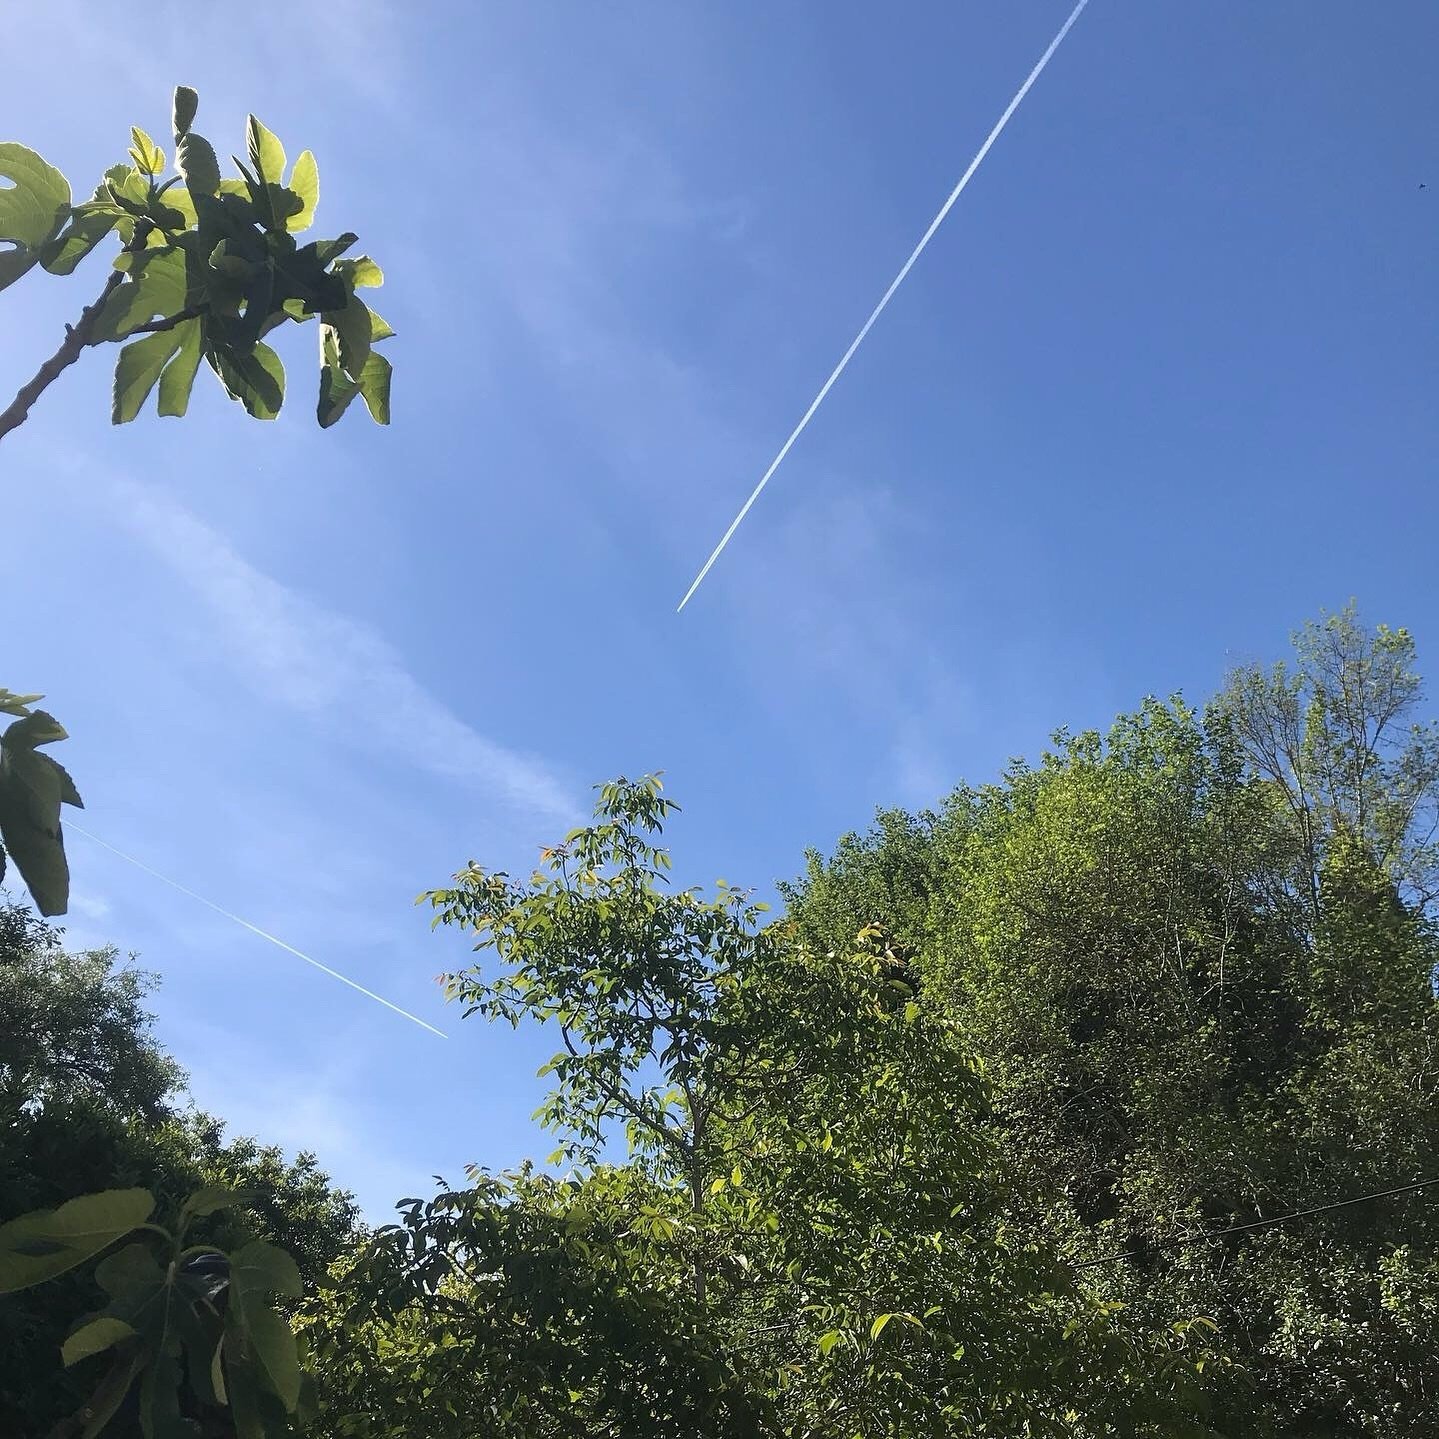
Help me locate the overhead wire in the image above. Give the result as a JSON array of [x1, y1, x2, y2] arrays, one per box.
[[675, 0, 1093, 612], [1070, 1175, 1439, 1269]]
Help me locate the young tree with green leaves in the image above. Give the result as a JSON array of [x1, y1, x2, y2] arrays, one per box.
[[308, 777, 1219, 1437]]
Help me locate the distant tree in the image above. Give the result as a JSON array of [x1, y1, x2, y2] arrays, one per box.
[[784, 608, 1439, 1438]]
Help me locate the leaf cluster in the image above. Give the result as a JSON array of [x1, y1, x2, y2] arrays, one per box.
[[0, 87, 392, 427]]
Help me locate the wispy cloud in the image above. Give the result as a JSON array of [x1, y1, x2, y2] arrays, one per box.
[[113, 480, 578, 824]]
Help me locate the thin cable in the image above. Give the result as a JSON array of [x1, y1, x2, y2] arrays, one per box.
[[1071, 1176, 1439, 1269], [68, 822, 448, 1039], [675, 0, 1093, 612]]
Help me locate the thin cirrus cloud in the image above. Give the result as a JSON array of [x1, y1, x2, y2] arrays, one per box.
[[112, 479, 579, 826]]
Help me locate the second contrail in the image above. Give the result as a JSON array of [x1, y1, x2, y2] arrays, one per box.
[[69, 822, 449, 1039], [676, 0, 1093, 612]]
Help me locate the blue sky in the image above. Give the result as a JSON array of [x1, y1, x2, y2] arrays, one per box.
[[4, 1, 1436, 1216]]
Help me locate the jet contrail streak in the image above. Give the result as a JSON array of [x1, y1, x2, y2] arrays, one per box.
[[676, 0, 1092, 612], [68, 822, 449, 1039]]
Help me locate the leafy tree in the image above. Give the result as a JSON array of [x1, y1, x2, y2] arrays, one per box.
[[308, 777, 1219, 1437], [1, 86, 393, 439], [0, 903, 362, 1435], [784, 608, 1439, 1438], [1219, 601, 1439, 924]]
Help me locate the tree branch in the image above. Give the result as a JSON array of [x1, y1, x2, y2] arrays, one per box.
[[127, 308, 203, 337], [0, 270, 125, 444]]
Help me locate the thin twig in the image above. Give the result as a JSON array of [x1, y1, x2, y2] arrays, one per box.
[[127, 307, 203, 337]]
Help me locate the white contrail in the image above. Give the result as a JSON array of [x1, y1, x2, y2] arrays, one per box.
[[68, 822, 449, 1039], [676, 0, 1092, 612]]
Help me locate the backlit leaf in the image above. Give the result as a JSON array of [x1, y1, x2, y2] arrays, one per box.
[[157, 318, 203, 417], [287, 150, 318, 232], [0, 142, 70, 291], [245, 116, 286, 183], [113, 329, 184, 423]]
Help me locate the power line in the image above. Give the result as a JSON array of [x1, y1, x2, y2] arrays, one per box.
[[675, 0, 1093, 613], [68, 822, 448, 1039], [1071, 1176, 1439, 1269]]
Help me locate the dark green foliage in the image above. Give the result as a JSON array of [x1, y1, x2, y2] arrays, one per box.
[[0, 1185, 316, 1439], [0, 905, 361, 1436]]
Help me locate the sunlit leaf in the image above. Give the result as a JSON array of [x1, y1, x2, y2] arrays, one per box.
[[157, 318, 203, 417], [245, 116, 286, 184], [287, 149, 318, 231], [113, 329, 184, 424], [0, 142, 70, 291]]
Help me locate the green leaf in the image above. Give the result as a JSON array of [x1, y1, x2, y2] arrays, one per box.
[[5, 709, 66, 748], [63, 1316, 137, 1368], [138, 1349, 188, 1439], [287, 149, 318, 231], [870, 1313, 893, 1341], [818, 1329, 844, 1356], [95, 1242, 164, 1301], [113, 329, 184, 424], [0, 142, 70, 291], [209, 1334, 227, 1406], [305, 232, 357, 266], [0, 712, 80, 916], [128, 127, 165, 178], [225, 1349, 269, 1439], [334, 254, 382, 288], [208, 340, 284, 420], [180, 1186, 252, 1220], [0, 1190, 154, 1293], [78, 1351, 144, 1439], [323, 293, 371, 379], [41, 179, 122, 276], [176, 132, 221, 197], [92, 247, 189, 341], [357, 350, 391, 425], [157, 318, 203, 417], [0, 690, 41, 716], [246, 116, 286, 184], [173, 86, 199, 139], [230, 1239, 303, 1299], [368, 307, 395, 342], [317, 345, 357, 428], [242, 1302, 302, 1409]]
